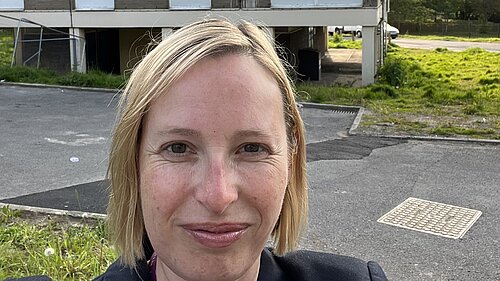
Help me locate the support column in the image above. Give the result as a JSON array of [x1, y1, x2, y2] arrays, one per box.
[[13, 28, 23, 67], [265, 27, 274, 40], [362, 26, 376, 86], [162, 28, 173, 40], [69, 28, 86, 73]]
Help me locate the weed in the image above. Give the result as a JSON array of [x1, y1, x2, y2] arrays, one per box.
[[328, 36, 362, 49], [431, 126, 495, 137], [331, 33, 343, 43], [0, 205, 20, 224], [0, 207, 117, 280], [434, 47, 448, 52], [464, 100, 485, 115], [478, 76, 500, 85], [368, 84, 399, 98]]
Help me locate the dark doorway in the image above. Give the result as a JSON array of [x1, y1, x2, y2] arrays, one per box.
[[85, 29, 120, 74]]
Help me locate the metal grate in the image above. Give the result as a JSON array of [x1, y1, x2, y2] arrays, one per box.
[[377, 197, 482, 239]]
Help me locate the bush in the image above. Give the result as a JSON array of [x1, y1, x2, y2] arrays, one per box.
[[434, 47, 448, 52], [377, 57, 413, 87]]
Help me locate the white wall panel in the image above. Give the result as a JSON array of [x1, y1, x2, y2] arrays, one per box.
[[0, 0, 24, 10]]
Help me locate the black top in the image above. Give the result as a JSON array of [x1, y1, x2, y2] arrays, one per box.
[[92, 248, 388, 281]]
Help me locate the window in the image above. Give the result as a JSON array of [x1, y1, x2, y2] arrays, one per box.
[[271, 0, 362, 7], [272, 0, 314, 7], [0, 0, 24, 10], [75, 0, 114, 10], [170, 0, 211, 9], [317, 0, 362, 7]]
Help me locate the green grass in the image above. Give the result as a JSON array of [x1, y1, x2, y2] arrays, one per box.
[[0, 65, 126, 89], [298, 45, 500, 139], [0, 29, 14, 65], [328, 33, 362, 49], [400, 34, 500, 43], [0, 206, 117, 280]]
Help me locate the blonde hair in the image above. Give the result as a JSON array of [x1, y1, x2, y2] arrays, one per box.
[[107, 18, 308, 267]]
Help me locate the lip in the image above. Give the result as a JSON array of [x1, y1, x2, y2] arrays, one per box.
[[182, 223, 249, 248]]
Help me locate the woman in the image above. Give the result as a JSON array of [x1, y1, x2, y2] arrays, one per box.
[[95, 19, 387, 281]]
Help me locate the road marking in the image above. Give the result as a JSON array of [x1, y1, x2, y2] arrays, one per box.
[[44, 136, 107, 146]]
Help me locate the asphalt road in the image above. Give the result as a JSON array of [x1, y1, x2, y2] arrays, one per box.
[[1, 85, 499, 280], [394, 38, 500, 52]]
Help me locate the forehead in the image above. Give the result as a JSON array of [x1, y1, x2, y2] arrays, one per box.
[[143, 54, 286, 135]]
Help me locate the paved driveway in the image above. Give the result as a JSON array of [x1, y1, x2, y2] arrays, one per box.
[[394, 38, 500, 52]]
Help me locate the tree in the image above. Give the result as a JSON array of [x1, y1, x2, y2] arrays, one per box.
[[470, 0, 500, 22], [423, 0, 461, 21], [389, 0, 432, 22]]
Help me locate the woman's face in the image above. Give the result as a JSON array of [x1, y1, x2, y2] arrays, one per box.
[[139, 54, 289, 281]]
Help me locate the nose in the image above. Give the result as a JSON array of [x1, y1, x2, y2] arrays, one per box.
[[194, 157, 238, 215]]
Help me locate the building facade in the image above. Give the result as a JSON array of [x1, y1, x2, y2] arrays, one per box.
[[0, 0, 388, 85]]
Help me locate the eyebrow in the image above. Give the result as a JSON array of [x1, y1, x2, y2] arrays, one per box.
[[157, 127, 202, 138], [156, 128, 274, 140], [233, 129, 275, 140]]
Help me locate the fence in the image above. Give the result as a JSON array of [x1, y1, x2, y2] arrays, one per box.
[[391, 21, 500, 38]]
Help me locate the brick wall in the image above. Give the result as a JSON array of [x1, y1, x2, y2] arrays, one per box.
[[115, 0, 169, 9], [24, 0, 72, 10]]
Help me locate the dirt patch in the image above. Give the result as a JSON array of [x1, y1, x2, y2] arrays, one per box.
[[356, 109, 500, 139]]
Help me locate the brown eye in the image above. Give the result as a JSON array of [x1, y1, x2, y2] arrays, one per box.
[[168, 143, 187, 153]]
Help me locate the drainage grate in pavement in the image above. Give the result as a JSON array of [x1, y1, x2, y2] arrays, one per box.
[[377, 197, 482, 239]]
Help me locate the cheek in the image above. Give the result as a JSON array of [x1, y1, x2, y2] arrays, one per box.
[[140, 166, 191, 219], [240, 162, 288, 216]]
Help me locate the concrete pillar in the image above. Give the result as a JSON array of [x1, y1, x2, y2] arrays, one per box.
[[162, 28, 174, 40], [13, 28, 23, 67], [362, 26, 376, 86], [69, 28, 86, 73], [313, 26, 326, 57], [265, 27, 274, 40]]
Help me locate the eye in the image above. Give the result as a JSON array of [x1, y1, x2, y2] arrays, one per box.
[[243, 143, 263, 153], [167, 143, 187, 153]]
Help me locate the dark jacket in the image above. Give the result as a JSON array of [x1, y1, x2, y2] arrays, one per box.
[[93, 248, 388, 281]]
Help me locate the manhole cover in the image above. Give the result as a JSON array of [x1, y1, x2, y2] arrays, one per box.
[[377, 197, 482, 239]]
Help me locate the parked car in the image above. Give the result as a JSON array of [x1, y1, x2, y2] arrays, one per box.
[[328, 25, 362, 38], [386, 24, 400, 39], [328, 24, 399, 39]]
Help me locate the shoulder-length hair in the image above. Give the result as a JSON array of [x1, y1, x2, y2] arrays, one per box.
[[107, 18, 308, 268]]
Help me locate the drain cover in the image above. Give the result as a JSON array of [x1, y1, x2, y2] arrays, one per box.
[[378, 197, 482, 239]]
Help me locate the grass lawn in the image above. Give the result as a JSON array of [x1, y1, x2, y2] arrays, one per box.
[[0, 206, 117, 280], [328, 34, 362, 49], [298, 46, 500, 139]]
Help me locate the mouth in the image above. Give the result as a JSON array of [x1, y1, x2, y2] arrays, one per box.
[[182, 223, 249, 248]]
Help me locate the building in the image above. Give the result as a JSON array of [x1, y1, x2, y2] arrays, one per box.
[[0, 0, 389, 85]]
